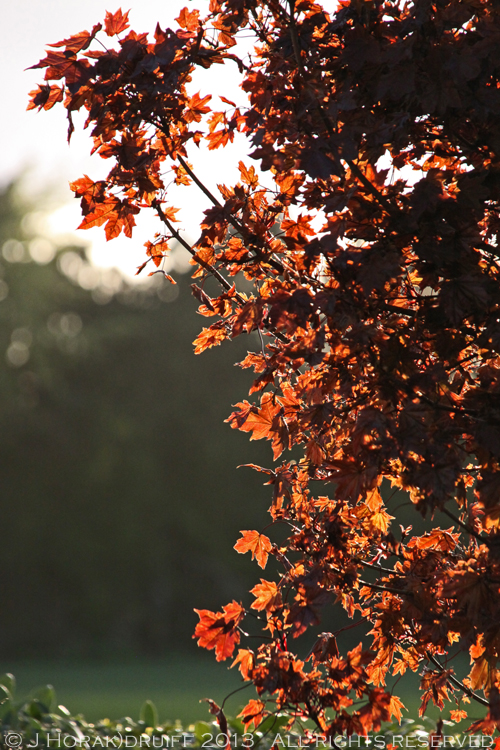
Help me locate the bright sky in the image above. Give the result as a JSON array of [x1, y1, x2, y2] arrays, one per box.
[[2, 0, 251, 279]]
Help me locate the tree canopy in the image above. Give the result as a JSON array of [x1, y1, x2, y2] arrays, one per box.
[[30, 0, 500, 735]]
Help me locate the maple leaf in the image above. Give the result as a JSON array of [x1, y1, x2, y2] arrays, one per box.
[[239, 699, 266, 731], [77, 198, 120, 233], [185, 92, 212, 124], [281, 214, 314, 240], [229, 393, 281, 443], [206, 129, 233, 150], [193, 601, 245, 661], [104, 9, 130, 37], [234, 530, 272, 569], [232, 648, 254, 680], [48, 24, 102, 53], [193, 325, 228, 355], [27, 84, 64, 112], [470, 656, 494, 692], [176, 7, 200, 32], [250, 579, 282, 612], [449, 709, 468, 723], [411, 527, 459, 552], [388, 695, 405, 724], [238, 161, 258, 189], [144, 240, 170, 268]]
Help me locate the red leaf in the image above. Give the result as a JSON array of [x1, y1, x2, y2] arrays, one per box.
[[193, 601, 245, 661], [104, 8, 130, 37], [239, 700, 266, 731], [47, 24, 102, 53], [27, 84, 63, 112]]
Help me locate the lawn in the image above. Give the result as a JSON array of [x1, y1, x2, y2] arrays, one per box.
[[4, 655, 246, 724]]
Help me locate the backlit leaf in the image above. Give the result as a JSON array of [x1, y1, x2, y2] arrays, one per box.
[[234, 530, 272, 569]]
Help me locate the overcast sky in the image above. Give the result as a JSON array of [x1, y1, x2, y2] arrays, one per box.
[[2, 1, 249, 276]]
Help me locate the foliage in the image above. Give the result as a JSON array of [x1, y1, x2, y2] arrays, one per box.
[[30, 0, 500, 736]]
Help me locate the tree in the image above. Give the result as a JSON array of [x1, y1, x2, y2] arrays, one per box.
[[29, 0, 500, 734]]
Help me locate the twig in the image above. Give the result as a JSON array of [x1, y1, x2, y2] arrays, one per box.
[[441, 507, 484, 543], [426, 652, 489, 708], [153, 199, 290, 345]]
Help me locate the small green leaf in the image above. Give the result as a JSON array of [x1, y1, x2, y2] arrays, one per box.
[[140, 700, 158, 728], [194, 721, 212, 744], [0, 673, 15, 697], [33, 685, 56, 712], [27, 699, 44, 720]]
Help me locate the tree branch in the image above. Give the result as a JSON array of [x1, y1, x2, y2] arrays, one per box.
[[441, 507, 484, 543], [153, 199, 290, 345], [426, 652, 489, 708]]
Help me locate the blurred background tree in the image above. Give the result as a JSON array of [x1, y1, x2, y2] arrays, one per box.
[[0, 178, 271, 661]]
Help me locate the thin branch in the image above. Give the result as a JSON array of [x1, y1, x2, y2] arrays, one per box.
[[174, 153, 286, 277], [333, 616, 368, 637], [152, 199, 245, 301], [360, 560, 405, 577], [358, 579, 410, 597], [426, 652, 489, 708], [153, 199, 290, 345], [441, 507, 484, 543]]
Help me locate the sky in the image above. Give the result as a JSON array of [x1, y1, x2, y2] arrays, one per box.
[[2, 0, 250, 278]]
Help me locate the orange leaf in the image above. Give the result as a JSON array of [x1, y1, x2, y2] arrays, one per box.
[[231, 649, 254, 680], [234, 530, 272, 569], [413, 527, 460, 552], [193, 325, 228, 354], [176, 7, 200, 31], [162, 206, 180, 223], [281, 213, 314, 240], [238, 161, 258, 189], [470, 656, 493, 691], [185, 92, 212, 123], [27, 84, 64, 112], [235, 393, 280, 441], [250, 579, 282, 612], [206, 129, 233, 150], [389, 695, 405, 724], [450, 709, 468, 723], [78, 198, 120, 232]]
